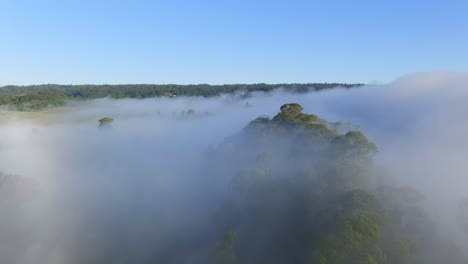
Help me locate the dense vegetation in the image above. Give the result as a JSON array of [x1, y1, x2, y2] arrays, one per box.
[[206, 103, 467, 264], [0, 83, 361, 110], [98, 117, 114, 126]]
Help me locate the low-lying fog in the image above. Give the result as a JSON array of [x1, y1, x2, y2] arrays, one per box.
[[0, 71, 467, 263]]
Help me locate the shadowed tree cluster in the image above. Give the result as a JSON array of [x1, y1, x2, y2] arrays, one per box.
[[209, 103, 466, 264]]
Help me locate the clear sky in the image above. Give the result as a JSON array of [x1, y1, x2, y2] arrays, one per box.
[[1, 0, 467, 85]]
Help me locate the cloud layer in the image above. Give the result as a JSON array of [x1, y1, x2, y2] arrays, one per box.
[[0, 71, 467, 263]]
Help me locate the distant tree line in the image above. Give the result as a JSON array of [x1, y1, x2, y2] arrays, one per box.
[[0, 83, 362, 111]]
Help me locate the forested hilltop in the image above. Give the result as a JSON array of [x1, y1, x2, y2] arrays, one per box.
[[0, 83, 361, 111], [206, 104, 467, 264]]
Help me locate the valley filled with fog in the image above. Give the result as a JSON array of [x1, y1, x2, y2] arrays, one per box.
[[1, 72, 468, 264]]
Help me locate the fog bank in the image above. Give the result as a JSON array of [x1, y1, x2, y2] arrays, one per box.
[[0, 71, 467, 263]]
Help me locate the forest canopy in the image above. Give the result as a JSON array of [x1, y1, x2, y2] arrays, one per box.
[[0, 83, 362, 111], [206, 103, 466, 264]]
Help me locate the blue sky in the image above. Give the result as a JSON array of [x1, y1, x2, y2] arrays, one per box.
[[1, 0, 467, 85]]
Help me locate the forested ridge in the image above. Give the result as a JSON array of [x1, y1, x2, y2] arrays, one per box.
[[207, 104, 467, 264], [0, 83, 361, 110]]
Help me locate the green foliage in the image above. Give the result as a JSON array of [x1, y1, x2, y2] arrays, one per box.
[[273, 103, 319, 127], [274, 103, 304, 121], [341, 190, 387, 223], [386, 237, 418, 263], [98, 117, 114, 126], [187, 109, 196, 116], [210, 103, 429, 264], [315, 215, 386, 264], [0, 83, 362, 111], [330, 131, 377, 159], [212, 232, 238, 264], [247, 103, 330, 141]]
